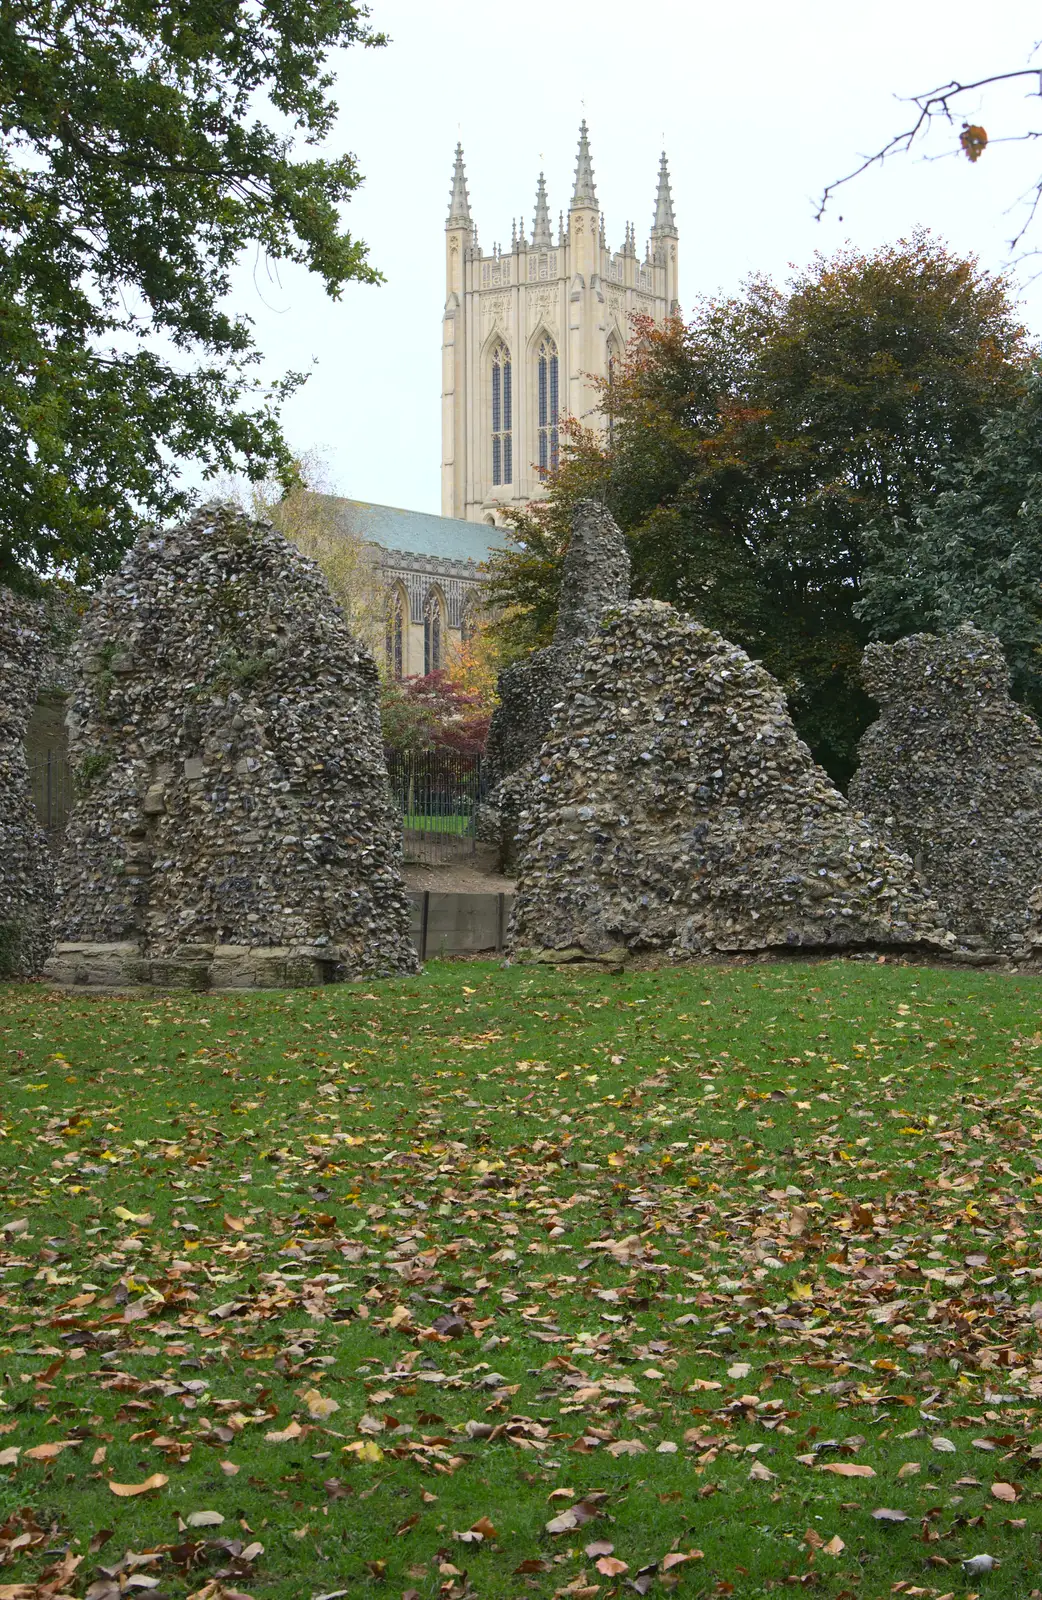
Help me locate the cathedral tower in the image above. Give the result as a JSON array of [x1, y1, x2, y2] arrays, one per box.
[[440, 125, 679, 524]]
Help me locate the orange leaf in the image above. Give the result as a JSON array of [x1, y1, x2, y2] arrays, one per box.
[[990, 1481, 1017, 1503], [595, 1556, 629, 1576], [818, 1462, 875, 1478], [23, 1440, 78, 1461], [108, 1472, 169, 1497]]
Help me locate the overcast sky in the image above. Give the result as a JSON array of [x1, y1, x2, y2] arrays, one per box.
[[225, 0, 1042, 516]]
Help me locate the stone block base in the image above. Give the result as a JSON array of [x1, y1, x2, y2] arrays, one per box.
[[44, 941, 347, 989]]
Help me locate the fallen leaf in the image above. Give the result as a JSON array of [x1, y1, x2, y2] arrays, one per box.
[[23, 1440, 78, 1461], [871, 1508, 908, 1523], [897, 1463, 920, 1479], [817, 1463, 875, 1478], [186, 1510, 224, 1527], [990, 1482, 1017, 1503], [108, 1473, 168, 1497], [265, 1421, 303, 1444], [661, 1551, 704, 1570], [595, 1556, 628, 1576], [302, 1389, 339, 1420]]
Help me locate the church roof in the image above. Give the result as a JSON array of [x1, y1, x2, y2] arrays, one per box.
[[322, 497, 505, 566]]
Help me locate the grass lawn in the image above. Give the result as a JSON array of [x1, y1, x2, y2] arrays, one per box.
[[2, 957, 1042, 1600], [402, 814, 473, 836]]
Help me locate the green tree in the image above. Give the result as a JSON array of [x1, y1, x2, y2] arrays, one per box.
[[857, 364, 1042, 717], [487, 233, 1029, 784], [0, 0, 386, 590]]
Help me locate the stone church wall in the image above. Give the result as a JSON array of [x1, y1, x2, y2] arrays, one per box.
[[850, 624, 1042, 957], [46, 504, 417, 988]]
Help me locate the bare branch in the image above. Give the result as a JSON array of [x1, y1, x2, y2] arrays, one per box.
[[816, 68, 1042, 223]]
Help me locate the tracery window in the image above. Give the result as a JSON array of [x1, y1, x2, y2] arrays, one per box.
[[423, 589, 443, 675], [385, 587, 404, 679], [536, 335, 559, 473], [491, 342, 512, 486]]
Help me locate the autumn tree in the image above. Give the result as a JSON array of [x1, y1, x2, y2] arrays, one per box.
[[486, 234, 1029, 783], [0, 0, 385, 590], [246, 455, 383, 653]]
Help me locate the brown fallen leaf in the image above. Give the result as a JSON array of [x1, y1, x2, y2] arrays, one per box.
[[822, 1536, 845, 1556], [897, 1462, 920, 1479], [817, 1462, 875, 1478], [514, 1559, 551, 1574], [264, 1421, 303, 1444], [595, 1556, 628, 1576], [108, 1473, 169, 1497], [23, 1440, 78, 1461], [469, 1517, 498, 1539], [990, 1481, 1018, 1503], [0, 1449, 18, 1467], [661, 1551, 704, 1571], [584, 1541, 614, 1558]]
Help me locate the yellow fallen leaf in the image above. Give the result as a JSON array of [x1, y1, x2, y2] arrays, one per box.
[[108, 1472, 168, 1496], [302, 1389, 340, 1420], [112, 1205, 152, 1225]]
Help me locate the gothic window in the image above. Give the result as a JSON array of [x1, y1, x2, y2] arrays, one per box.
[[423, 589, 444, 675], [491, 342, 512, 486], [536, 335, 559, 474], [385, 587, 404, 679]]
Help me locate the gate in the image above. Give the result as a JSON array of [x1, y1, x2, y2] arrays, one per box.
[[385, 750, 486, 866]]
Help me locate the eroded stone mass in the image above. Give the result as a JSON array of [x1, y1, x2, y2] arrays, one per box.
[[47, 503, 417, 987], [509, 601, 951, 960], [850, 624, 1042, 957], [0, 589, 54, 977], [484, 500, 630, 860]]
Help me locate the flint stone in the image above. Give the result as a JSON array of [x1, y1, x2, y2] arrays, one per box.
[[484, 500, 630, 866], [850, 623, 1042, 955], [0, 588, 54, 976], [509, 601, 951, 959], [46, 502, 417, 988]]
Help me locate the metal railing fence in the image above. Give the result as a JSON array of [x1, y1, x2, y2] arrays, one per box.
[[385, 748, 487, 865]]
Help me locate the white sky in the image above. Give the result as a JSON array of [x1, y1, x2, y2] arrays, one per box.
[[223, 0, 1042, 516]]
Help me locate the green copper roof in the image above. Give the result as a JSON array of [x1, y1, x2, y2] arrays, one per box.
[[322, 497, 504, 565]]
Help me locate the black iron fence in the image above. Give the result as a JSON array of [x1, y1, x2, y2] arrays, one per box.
[[28, 750, 74, 845], [386, 749, 487, 865]]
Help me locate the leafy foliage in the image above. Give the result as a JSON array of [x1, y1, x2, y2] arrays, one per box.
[[0, 0, 385, 589], [858, 365, 1042, 719], [380, 669, 492, 757], [490, 235, 1029, 784], [243, 455, 384, 652], [1, 961, 1042, 1596]]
